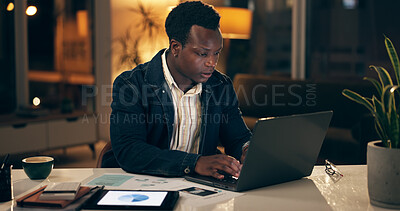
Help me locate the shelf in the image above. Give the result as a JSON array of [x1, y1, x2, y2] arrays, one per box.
[[28, 70, 95, 85], [0, 110, 94, 127], [0, 112, 97, 155]]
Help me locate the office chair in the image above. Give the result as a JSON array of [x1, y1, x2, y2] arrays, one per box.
[[96, 142, 112, 168]]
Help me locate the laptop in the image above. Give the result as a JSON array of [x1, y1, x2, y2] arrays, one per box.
[[185, 111, 333, 192]]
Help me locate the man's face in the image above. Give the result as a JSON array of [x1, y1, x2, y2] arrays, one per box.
[[171, 25, 223, 86]]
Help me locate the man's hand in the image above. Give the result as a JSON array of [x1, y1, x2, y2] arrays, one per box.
[[195, 154, 241, 179]]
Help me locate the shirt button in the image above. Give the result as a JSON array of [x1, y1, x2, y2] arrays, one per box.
[[184, 167, 190, 174], [162, 90, 165, 93]]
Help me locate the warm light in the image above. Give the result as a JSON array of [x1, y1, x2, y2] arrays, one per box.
[[168, 6, 175, 11], [215, 7, 253, 39], [76, 10, 88, 37], [26, 6, 37, 16], [7, 3, 14, 11], [33, 97, 41, 106]]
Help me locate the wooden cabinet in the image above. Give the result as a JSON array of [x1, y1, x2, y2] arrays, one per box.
[[0, 122, 47, 155], [48, 116, 96, 148], [0, 112, 97, 155]]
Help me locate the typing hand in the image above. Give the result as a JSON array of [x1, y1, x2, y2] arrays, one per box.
[[194, 154, 242, 179], [216, 170, 233, 180]]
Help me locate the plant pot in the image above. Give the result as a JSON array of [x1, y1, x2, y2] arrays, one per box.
[[367, 140, 400, 209]]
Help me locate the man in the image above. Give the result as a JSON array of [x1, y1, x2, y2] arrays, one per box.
[[102, 1, 251, 180]]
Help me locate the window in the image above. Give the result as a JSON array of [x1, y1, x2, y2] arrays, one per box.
[[306, 0, 400, 80], [246, 0, 293, 78], [27, 0, 94, 112]]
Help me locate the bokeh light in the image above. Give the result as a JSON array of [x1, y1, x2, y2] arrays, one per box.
[[33, 97, 41, 106], [26, 6, 37, 16]]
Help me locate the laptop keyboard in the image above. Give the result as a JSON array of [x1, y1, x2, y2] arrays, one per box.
[[217, 170, 238, 184], [219, 176, 237, 184]]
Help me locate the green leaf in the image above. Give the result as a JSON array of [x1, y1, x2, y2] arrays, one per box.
[[386, 85, 400, 114], [388, 107, 399, 148], [373, 96, 385, 123], [381, 85, 395, 113], [388, 85, 400, 148], [369, 65, 393, 88], [385, 36, 400, 85], [374, 120, 386, 142], [342, 89, 374, 113], [343, 37, 400, 148], [364, 77, 382, 98], [373, 97, 390, 142]]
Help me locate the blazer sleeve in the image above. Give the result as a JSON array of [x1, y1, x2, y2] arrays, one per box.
[[218, 77, 252, 160], [110, 73, 200, 176]]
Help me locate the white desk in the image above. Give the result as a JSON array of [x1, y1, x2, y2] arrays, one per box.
[[0, 165, 391, 210]]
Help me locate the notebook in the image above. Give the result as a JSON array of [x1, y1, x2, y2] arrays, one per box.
[[185, 111, 333, 192], [16, 185, 92, 208]]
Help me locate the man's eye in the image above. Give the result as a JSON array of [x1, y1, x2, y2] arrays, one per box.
[[215, 51, 220, 55], [198, 53, 207, 57]]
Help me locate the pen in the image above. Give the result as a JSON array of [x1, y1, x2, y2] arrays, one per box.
[[76, 185, 105, 210], [1, 154, 10, 170], [90, 185, 105, 192]]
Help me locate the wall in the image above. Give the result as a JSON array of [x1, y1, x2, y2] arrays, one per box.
[[111, 0, 178, 82]]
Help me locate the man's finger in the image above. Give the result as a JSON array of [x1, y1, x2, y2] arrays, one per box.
[[212, 170, 224, 179], [220, 156, 241, 172], [215, 163, 240, 178]]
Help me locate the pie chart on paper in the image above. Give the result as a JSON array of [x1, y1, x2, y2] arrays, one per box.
[[118, 194, 149, 202]]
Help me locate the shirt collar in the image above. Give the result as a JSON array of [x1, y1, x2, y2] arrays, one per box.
[[162, 50, 202, 94]]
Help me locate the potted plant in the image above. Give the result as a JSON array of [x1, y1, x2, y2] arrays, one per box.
[[342, 36, 400, 209], [115, 1, 164, 72]]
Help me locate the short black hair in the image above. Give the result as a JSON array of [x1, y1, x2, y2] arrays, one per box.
[[165, 1, 220, 47]]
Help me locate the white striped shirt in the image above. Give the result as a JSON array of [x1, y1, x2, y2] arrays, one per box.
[[162, 50, 202, 153]]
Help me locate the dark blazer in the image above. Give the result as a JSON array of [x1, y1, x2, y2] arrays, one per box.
[[102, 49, 251, 176]]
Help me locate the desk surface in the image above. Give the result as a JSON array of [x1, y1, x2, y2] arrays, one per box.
[[0, 165, 390, 211]]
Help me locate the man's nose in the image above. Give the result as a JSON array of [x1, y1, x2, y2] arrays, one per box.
[[206, 55, 218, 67]]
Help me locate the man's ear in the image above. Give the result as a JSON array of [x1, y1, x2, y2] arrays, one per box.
[[170, 39, 182, 57]]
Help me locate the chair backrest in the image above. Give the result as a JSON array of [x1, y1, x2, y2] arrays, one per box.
[[96, 142, 112, 168]]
